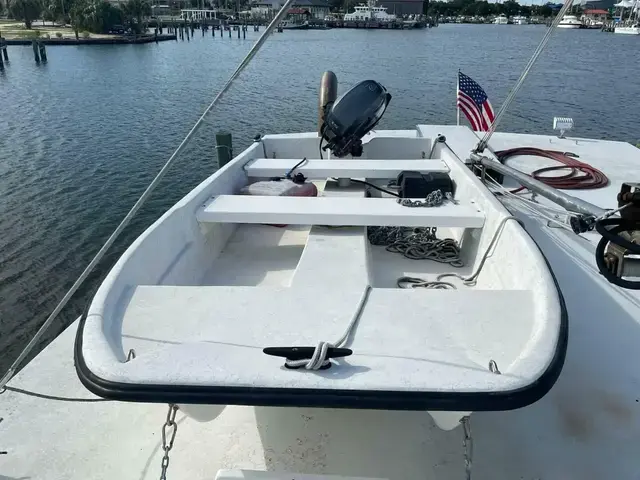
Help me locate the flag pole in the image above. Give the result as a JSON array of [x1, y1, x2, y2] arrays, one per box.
[[456, 70, 460, 126]]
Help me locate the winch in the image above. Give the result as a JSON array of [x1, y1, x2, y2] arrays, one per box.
[[472, 154, 640, 290], [595, 183, 640, 289]]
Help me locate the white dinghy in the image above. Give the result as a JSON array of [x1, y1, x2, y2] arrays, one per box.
[[75, 82, 567, 431], [15, 1, 640, 478]]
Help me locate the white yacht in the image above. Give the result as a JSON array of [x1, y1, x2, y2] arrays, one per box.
[[343, 0, 396, 22], [512, 15, 529, 24], [4, 4, 640, 480], [614, 0, 639, 33], [615, 24, 640, 33], [558, 14, 583, 28], [493, 14, 509, 24]]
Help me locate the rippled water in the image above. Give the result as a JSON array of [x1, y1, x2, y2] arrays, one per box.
[[0, 25, 638, 372]]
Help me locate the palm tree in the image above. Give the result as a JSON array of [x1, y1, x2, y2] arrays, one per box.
[[8, 0, 42, 29], [123, 0, 150, 33], [69, 0, 88, 39]]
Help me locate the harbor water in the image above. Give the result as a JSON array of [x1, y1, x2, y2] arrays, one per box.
[[0, 25, 638, 372]]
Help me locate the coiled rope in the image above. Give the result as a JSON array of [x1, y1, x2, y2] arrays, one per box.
[[368, 189, 464, 266], [397, 216, 521, 290], [495, 147, 609, 193]]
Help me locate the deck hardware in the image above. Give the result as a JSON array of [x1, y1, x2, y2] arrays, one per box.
[[126, 349, 136, 362], [263, 346, 353, 370], [265, 286, 370, 371], [159, 404, 179, 480], [461, 416, 473, 480], [488, 360, 501, 374], [553, 117, 574, 139], [0, 417, 6, 455], [428, 134, 446, 159]]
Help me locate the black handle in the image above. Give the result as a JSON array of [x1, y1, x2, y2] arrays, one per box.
[[263, 346, 352, 361]]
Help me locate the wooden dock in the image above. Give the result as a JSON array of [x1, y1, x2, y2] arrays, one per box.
[[4, 34, 177, 46], [324, 20, 428, 29]]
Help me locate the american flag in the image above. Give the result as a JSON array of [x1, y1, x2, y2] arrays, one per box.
[[457, 72, 495, 132]]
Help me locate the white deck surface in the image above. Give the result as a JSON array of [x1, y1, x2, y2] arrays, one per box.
[[197, 195, 485, 228], [216, 470, 388, 479], [202, 224, 309, 287], [112, 286, 536, 390], [488, 132, 636, 211]]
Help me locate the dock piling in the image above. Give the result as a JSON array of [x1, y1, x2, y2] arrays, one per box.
[[38, 41, 47, 62], [32, 40, 40, 63], [0, 38, 7, 63], [215, 132, 233, 168]]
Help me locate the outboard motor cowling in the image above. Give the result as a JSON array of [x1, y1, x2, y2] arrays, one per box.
[[321, 80, 391, 158]]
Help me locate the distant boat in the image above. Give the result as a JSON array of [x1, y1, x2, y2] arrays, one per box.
[[343, 0, 396, 22], [279, 20, 310, 30], [582, 18, 604, 29], [512, 15, 529, 25], [494, 14, 509, 24], [615, 24, 640, 33], [613, 0, 640, 34], [558, 15, 583, 28]]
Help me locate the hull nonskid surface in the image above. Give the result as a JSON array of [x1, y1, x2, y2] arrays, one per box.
[[75, 126, 566, 418]]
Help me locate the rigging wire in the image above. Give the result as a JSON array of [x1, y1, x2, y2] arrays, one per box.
[[485, 175, 574, 231], [475, 0, 576, 152], [1, 385, 111, 403], [0, 0, 297, 392]]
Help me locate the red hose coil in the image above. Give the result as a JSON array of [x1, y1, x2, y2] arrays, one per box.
[[494, 147, 609, 192]]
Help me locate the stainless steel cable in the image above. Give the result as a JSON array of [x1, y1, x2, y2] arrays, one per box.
[[0, 1, 295, 392], [475, 0, 575, 152], [0, 385, 111, 403]]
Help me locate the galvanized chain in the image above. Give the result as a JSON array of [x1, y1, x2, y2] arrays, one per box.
[[397, 189, 455, 208], [368, 224, 463, 266], [159, 404, 179, 480], [461, 416, 473, 480]]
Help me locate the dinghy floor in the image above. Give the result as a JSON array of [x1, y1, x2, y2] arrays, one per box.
[[201, 224, 310, 287]]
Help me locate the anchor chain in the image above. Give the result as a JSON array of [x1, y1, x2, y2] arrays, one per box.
[[397, 189, 457, 208], [159, 404, 179, 480], [461, 416, 473, 480], [368, 226, 463, 266]]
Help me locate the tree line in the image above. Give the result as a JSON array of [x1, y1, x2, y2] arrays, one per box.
[[427, 0, 557, 18], [4, 0, 151, 36], [1, 0, 563, 35]]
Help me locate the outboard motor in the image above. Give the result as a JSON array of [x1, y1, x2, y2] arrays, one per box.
[[320, 80, 391, 158]]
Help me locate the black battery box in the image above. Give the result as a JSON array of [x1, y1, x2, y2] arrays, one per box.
[[397, 171, 455, 198]]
